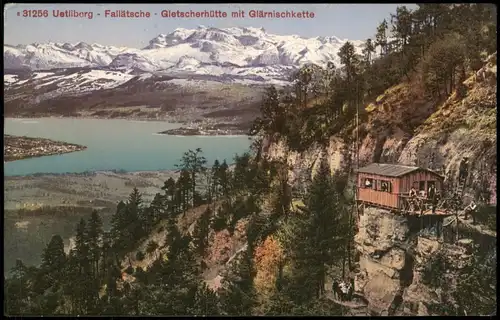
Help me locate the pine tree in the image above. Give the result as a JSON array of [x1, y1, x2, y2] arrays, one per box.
[[259, 85, 281, 134], [192, 207, 212, 257], [190, 282, 220, 316], [391, 6, 413, 52], [375, 19, 389, 55], [176, 148, 207, 207], [74, 218, 90, 275], [127, 187, 145, 240], [219, 160, 231, 198], [218, 248, 257, 315], [110, 201, 128, 251], [5, 260, 31, 315], [278, 215, 318, 304], [146, 193, 165, 230], [153, 222, 202, 315], [41, 235, 67, 273], [177, 169, 193, 214], [362, 38, 376, 65], [87, 210, 103, 279], [293, 66, 313, 108], [211, 159, 221, 201], [305, 159, 345, 297], [277, 159, 346, 306], [161, 177, 177, 213]]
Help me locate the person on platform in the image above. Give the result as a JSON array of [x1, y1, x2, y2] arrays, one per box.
[[409, 186, 417, 198]]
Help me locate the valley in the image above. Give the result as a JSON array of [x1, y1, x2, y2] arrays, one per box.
[[4, 170, 177, 273]]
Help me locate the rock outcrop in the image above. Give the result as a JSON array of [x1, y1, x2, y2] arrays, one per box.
[[353, 207, 477, 316], [354, 207, 411, 315]]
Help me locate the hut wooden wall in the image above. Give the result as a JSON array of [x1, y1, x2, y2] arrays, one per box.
[[398, 170, 443, 195], [357, 173, 399, 208], [357, 170, 444, 209]]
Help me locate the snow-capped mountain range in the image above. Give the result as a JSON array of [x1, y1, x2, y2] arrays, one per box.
[[5, 26, 363, 79], [4, 27, 365, 120]]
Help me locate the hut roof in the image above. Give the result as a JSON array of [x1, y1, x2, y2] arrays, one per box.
[[355, 163, 441, 178]]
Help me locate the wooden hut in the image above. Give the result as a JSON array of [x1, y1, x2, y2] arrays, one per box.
[[355, 163, 445, 214]]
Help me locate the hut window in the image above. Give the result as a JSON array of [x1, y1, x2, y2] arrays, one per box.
[[364, 178, 374, 189], [380, 181, 392, 193], [419, 181, 426, 192]]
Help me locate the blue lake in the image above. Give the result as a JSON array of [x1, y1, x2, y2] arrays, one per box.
[[4, 118, 252, 176]]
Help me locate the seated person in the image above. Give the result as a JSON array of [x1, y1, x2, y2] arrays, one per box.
[[381, 182, 388, 192], [409, 187, 417, 197], [365, 179, 372, 188]]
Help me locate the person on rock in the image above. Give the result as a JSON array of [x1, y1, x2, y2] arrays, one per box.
[[339, 281, 350, 301], [465, 200, 477, 224]]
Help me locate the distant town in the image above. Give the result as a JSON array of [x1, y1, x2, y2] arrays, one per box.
[[4, 135, 87, 162]]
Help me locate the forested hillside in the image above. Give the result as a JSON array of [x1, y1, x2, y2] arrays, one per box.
[[4, 4, 497, 316]]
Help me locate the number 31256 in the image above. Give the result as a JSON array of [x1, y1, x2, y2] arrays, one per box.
[[23, 10, 49, 17]]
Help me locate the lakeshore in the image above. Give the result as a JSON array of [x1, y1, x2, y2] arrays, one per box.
[[4, 134, 87, 162], [158, 123, 249, 136]]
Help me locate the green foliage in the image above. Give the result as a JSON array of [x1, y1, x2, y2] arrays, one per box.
[[41, 235, 67, 273], [421, 33, 466, 97], [453, 246, 497, 316], [190, 282, 220, 316], [218, 248, 257, 315], [271, 159, 351, 310], [176, 148, 208, 209]]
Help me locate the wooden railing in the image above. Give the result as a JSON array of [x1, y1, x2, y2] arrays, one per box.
[[398, 193, 454, 215]]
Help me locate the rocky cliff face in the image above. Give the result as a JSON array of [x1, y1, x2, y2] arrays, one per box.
[[353, 207, 477, 315], [354, 207, 410, 315]]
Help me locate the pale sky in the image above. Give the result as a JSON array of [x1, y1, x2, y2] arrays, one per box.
[[4, 3, 417, 48]]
